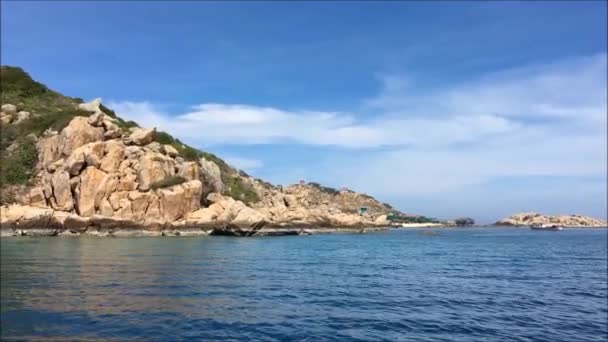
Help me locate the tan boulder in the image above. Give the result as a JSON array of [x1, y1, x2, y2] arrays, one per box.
[[178, 161, 200, 181], [76, 166, 107, 216], [51, 171, 73, 211], [87, 112, 105, 126], [128, 191, 154, 222], [115, 198, 133, 220], [374, 214, 389, 225], [37, 134, 61, 170], [181, 180, 203, 214], [157, 184, 187, 221], [187, 203, 225, 222], [128, 128, 155, 146], [136, 152, 175, 191], [116, 171, 138, 192], [64, 141, 105, 174], [230, 206, 268, 229], [1, 104, 17, 115], [146, 195, 161, 220], [104, 129, 122, 140], [200, 158, 224, 195], [78, 98, 103, 114], [163, 144, 179, 157], [65, 150, 86, 175], [99, 198, 114, 217], [28, 187, 47, 208], [15, 111, 30, 124], [145, 142, 163, 153], [84, 141, 105, 168], [99, 140, 125, 173], [59, 116, 104, 156], [94, 173, 119, 209], [1, 113, 12, 125], [102, 119, 120, 131], [108, 191, 130, 211]]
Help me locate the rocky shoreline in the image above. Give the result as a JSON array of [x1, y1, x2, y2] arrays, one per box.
[[495, 212, 607, 228], [0, 204, 389, 237], [1, 95, 393, 236]]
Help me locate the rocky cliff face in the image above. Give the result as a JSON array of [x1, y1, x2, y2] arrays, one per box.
[[496, 213, 607, 227], [0, 67, 394, 236]]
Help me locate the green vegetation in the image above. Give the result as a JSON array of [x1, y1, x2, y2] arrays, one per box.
[[224, 176, 259, 204], [150, 175, 187, 190], [1, 136, 39, 187], [308, 182, 339, 195], [255, 178, 276, 189], [387, 213, 438, 224], [1, 66, 80, 116], [0, 65, 262, 204], [1, 66, 91, 150]]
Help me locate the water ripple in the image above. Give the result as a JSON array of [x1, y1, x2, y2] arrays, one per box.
[[1, 228, 607, 341]]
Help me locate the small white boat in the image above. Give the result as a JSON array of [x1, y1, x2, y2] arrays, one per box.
[[530, 223, 563, 231]]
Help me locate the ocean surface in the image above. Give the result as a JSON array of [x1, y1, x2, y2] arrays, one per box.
[[1, 228, 607, 341]]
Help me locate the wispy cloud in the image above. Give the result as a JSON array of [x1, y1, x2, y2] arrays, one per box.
[[107, 53, 607, 216], [223, 156, 264, 172]]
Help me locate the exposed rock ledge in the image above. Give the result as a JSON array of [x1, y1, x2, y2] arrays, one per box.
[[495, 212, 607, 227], [2, 100, 393, 236], [0, 204, 388, 237]]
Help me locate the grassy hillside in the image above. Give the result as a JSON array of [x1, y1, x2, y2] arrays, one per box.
[[0, 66, 259, 204]]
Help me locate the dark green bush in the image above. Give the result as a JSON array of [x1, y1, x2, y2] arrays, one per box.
[[150, 175, 187, 190], [1, 136, 39, 186], [224, 176, 259, 204], [308, 182, 339, 194]]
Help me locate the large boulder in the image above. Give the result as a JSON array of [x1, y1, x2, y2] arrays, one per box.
[[157, 184, 187, 221], [187, 203, 225, 222], [128, 128, 155, 146], [59, 117, 104, 156], [99, 140, 125, 173], [178, 161, 200, 181], [230, 206, 268, 230], [1, 104, 17, 115], [0, 113, 12, 125], [75, 166, 107, 216], [28, 187, 47, 208], [51, 171, 74, 211], [128, 191, 154, 222], [15, 111, 30, 124], [163, 144, 179, 157], [200, 158, 224, 196], [156, 180, 203, 222], [37, 134, 61, 170], [136, 152, 175, 191], [78, 98, 103, 114], [65, 141, 105, 174]]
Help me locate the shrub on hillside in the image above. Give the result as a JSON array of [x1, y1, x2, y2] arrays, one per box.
[[1, 136, 39, 186], [224, 176, 259, 204]]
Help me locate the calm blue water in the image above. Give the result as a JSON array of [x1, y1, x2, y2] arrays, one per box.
[[1, 228, 607, 341]]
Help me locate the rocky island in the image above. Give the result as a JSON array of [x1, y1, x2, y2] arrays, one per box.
[[0, 66, 396, 237], [496, 212, 607, 228]]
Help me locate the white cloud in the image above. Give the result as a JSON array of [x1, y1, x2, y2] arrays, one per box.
[[223, 157, 264, 172], [107, 53, 607, 215]]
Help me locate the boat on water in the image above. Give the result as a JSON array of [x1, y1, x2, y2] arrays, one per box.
[[530, 223, 563, 231]]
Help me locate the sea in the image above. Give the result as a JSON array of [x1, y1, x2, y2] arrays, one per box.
[[1, 228, 607, 341]]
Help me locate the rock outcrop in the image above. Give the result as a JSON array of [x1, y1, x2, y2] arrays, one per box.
[[496, 213, 607, 227], [2, 95, 395, 237]]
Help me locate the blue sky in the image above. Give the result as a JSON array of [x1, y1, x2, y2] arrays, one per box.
[[2, 1, 607, 222]]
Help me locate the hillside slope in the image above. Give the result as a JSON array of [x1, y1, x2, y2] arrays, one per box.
[[0, 66, 396, 236]]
